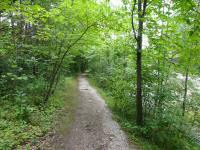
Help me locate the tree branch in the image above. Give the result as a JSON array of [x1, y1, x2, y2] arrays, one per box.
[[131, 0, 137, 41], [67, 22, 96, 50], [56, 21, 97, 77], [142, 0, 148, 17], [44, 22, 96, 102]]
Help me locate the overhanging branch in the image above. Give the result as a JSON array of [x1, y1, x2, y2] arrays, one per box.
[[55, 21, 97, 75]]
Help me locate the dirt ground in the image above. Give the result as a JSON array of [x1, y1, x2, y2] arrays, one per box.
[[63, 75, 137, 150], [36, 75, 137, 150]]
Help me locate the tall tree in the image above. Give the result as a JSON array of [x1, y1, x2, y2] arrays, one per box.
[[131, 0, 147, 126]]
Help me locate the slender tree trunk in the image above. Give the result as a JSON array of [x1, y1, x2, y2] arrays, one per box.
[[182, 68, 189, 116], [51, 70, 61, 95]]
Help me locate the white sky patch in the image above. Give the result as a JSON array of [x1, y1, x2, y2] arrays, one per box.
[[110, 0, 123, 8], [97, 0, 123, 8], [143, 35, 149, 49]]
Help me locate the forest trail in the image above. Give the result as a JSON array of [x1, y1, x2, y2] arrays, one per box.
[[64, 75, 137, 150]]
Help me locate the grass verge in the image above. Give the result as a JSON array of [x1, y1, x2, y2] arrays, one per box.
[[33, 76, 79, 150], [0, 77, 78, 149]]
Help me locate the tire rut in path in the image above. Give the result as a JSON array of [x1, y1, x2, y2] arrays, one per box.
[[64, 75, 137, 150]]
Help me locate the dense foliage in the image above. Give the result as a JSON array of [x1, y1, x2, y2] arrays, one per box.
[[0, 0, 102, 148], [0, 0, 200, 149], [87, 0, 200, 149]]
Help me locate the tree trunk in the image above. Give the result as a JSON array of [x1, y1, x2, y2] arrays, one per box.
[[182, 68, 189, 116], [135, 0, 146, 126], [131, 0, 147, 126], [136, 50, 143, 125]]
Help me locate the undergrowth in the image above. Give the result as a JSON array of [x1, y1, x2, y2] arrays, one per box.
[[0, 77, 76, 149], [89, 77, 200, 150]]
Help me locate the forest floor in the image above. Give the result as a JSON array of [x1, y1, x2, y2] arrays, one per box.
[[44, 74, 137, 150]]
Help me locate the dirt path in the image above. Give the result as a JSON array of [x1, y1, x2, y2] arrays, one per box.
[[64, 75, 137, 150]]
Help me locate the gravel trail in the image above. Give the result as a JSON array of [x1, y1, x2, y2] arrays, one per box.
[[64, 75, 137, 150]]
